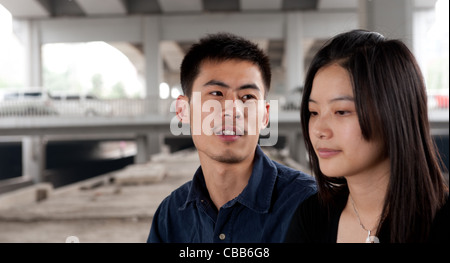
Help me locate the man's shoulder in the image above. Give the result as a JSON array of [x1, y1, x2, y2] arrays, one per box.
[[273, 160, 315, 186], [268, 160, 317, 200], [158, 180, 193, 209]]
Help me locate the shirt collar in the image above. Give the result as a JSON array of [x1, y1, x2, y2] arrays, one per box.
[[232, 145, 277, 213], [179, 145, 277, 214], [179, 166, 209, 210]]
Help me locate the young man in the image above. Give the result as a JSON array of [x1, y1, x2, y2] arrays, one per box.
[[148, 33, 316, 243]]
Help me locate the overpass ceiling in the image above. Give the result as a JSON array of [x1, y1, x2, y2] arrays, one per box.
[[0, 0, 436, 19], [0, 0, 324, 18], [0, 0, 437, 75], [0, 0, 349, 73]]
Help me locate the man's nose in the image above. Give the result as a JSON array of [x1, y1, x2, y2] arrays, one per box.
[[223, 99, 243, 119]]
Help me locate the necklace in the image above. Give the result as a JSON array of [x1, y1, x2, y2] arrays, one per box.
[[349, 195, 380, 243]]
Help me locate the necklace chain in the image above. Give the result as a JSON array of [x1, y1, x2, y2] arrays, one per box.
[[349, 195, 380, 243], [349, 195, 373, 232]]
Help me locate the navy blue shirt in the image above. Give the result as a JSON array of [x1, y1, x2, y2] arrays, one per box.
[[147, 145, 316, 243]]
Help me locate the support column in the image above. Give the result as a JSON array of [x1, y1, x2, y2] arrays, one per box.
[[135, 133, 162, 164], [16, 20, 45, 183], [146, 133, 162, 157], [16, 19, 43, 89], [22, 136, 46, 183], [358, 0, 414, 50], [135, 134, 149, 164], [143, 16, 163, 114], [285, 12, 304, 93]]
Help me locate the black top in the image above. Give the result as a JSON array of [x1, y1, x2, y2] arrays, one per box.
[[285, 192, 449, 243]]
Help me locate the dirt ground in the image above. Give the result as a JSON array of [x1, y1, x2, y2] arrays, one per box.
[[0, 218, 151, 243], [0, 149, 200, 243]]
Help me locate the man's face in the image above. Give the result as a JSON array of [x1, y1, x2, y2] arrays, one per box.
[[178, 59, 269, 164]]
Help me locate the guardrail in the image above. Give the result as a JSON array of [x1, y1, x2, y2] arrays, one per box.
[[0, 96, 448, 118], [0, 99, 175, 118]]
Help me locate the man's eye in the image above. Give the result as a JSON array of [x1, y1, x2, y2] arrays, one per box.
[[241, 94, 256, 100], [210, 91, 223, 96]]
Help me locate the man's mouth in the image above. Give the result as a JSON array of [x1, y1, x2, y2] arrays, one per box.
[[213, 126, 244, 136], [221, 130, 236, 136]]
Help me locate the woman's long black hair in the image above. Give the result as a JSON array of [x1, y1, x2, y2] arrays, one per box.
[[300, 29, 448, 243]]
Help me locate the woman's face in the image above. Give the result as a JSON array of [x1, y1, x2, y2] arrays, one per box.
[[308, 63, 388, 179]]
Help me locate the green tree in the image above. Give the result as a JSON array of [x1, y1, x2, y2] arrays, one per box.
[[109, 81, 127, 99], [91, 73, 104, 98]]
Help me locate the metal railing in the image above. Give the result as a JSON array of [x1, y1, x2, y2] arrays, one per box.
[[0, 98, 175, 118], [0, 95, 448, 118]]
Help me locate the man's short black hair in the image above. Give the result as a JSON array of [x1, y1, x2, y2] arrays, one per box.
[[180, 32, 271, 99]]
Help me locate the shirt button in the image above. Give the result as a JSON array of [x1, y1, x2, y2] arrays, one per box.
[[219, 233, 226, 240]]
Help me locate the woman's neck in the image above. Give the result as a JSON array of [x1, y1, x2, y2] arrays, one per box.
[[337, 158, 390, 243], [345, 158, 390, 218]]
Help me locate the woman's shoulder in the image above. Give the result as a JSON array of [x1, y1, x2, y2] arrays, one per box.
[[285, 192, 347, 243], [429, 194, 450, 243], [297, 191, 348, 215]]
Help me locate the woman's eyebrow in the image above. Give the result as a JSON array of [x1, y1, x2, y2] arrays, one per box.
[[309, 95, 354, 104], [330, 95, 354, 102]]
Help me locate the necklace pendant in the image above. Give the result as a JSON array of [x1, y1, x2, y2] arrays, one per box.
[[365, 235, 380, 243], [364, 230, 380, 243]]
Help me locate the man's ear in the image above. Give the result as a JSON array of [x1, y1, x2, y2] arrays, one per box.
[[260, 101, 270, 129], [176, 95, 190, 124]]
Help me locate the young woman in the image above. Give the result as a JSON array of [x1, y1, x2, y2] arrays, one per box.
[[285, 30, 448, 243]]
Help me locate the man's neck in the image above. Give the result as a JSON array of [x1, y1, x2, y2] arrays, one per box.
[[198, 152, 255, 210]]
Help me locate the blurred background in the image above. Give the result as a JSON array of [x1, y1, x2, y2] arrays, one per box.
[[0, 0, 448, 242]]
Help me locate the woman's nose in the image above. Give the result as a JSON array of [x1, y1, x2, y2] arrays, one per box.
[[311, 116, 332, 139]]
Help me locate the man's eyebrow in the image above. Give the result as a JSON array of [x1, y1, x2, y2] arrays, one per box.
[[204, 80, 229, 88], [239, 84, 261, 92], [204, 80, 261, 92]]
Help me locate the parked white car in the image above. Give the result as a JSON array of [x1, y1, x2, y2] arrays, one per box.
[[0, 90, 58, 116], [52, 94, 113, 117]]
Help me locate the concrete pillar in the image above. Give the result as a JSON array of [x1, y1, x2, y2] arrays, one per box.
[[15, 20, 43, 89], [286, 129, 308, 168], [285, 12, 304, 93], [358, 0, 414, 50], [143, 16, 163, 114], [135, 134, 149, 164], [16, 20, 45, 184], [135, 133, 162, 164], [22, 136, 46, 183], [147, 133, 162, 157]]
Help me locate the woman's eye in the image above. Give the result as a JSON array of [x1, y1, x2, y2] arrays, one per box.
[[210, 91, 223, 96], [336, 110, 350, 116], [309, 110, 318, 117]]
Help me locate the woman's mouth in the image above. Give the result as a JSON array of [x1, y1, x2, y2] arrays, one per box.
[[317, 148, 341, 158]]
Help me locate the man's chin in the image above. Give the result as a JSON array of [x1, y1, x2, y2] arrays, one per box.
[[212, 156, 244, 164], [209, 149, 246, 164]]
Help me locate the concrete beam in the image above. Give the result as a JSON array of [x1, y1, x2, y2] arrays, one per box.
[[240, 0, 282, 11], [75, 0, 126, 16], [0, 0, 49, 18], [35, 12, 357, 44], [40, 16, 143, 44], [359, 0, 414, 49], [157, 0, 202, 13]]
